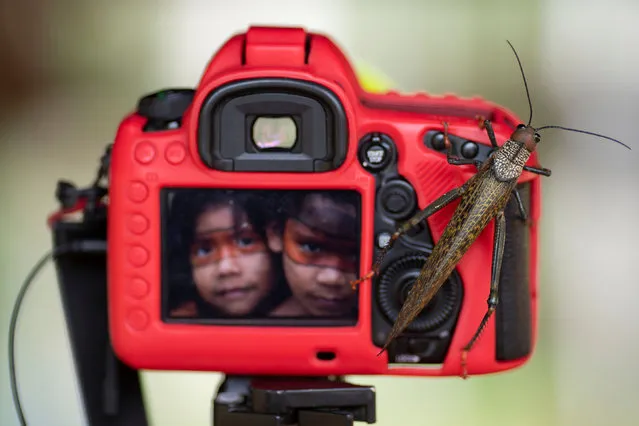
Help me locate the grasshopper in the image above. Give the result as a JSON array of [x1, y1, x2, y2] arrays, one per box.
[[351, 41, 631, 378]]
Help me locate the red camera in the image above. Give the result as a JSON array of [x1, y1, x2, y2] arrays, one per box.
[[108, 26, 542, 377]]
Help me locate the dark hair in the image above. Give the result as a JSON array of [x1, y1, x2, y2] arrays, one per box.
[[273, 190, 362, 319], [273, 190, 359, 226], [169, 189, 277, 247], [164, 189, 288, 317]]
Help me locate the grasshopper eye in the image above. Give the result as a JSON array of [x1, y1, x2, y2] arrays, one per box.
[[534, 133, 541, 143], [517, 124, 526, 129]]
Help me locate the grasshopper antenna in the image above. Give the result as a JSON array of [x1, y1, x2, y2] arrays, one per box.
[[505, 41, 631, 151], [536, 125, 631, 150], [506, 40, 533, 127]]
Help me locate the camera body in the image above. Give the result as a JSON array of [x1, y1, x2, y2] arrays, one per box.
[[108, 26, 541, 377]]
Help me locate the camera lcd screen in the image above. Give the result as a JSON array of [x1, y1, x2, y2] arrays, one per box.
[[161, 188, 361, 326]]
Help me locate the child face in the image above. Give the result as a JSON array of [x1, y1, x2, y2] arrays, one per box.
[[269, 193, 359, 317], [190, 204, 273, 316]]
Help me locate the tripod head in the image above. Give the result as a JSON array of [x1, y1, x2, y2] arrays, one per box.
[[214, 376, 376, 426]]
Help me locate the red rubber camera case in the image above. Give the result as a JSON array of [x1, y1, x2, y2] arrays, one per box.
[[107, 26, 541, 377]]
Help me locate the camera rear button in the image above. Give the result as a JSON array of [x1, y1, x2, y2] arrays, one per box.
[[129, 278, 150, 299], [357, 133, 394, 172], [379, 180, 416, 220], [431, 132, 447, 151], [384, 192, 408, 214], [377, 232, 392, 249], [134, 141, 156, 164], [127, 214, 149, 234], [365, 145, 387, 166], [126, 309, 149, 331], [461, 141, 479, 158], [128, 181, 149, 203], [128, 245, 149, 267], [165, 141, 187, 165]]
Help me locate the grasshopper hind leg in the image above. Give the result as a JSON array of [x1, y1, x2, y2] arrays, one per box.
[[460, 210, 507, 379]]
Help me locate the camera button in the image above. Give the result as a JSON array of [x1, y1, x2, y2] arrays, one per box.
[[165, 141, 187, 165], [377, 232, 392, 249], [384, 191, 409, 214], [129, 278, 150, 299], [134, 141, 156, 164], [358, 133, 394, 172], [137, 89, 195, 122], [431, 132, 447, 151], [128, 214, 149, 234], [365, 144, 387, 167], [126, 309, 149, 330], [128, 181, 149, 203], [379, 180, 416, 221], [461, 141, 479, 158], [128, 245, 149, 267]]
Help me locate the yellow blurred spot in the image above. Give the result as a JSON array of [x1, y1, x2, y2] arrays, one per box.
[[354, 61, 396, 93]]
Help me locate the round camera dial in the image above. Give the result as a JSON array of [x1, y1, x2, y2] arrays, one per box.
[[357, 133, 395, 172]]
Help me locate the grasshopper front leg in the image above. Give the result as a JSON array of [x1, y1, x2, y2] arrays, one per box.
[[443, 121, 490, 170], [350, 185, 467, 289], [460, 210, 507, 379], [523, 165, 552, 176], [474, 116, 500, 149]]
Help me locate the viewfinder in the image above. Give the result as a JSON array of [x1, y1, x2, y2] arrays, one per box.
[[197, 78, 348, 172], [252, 116, 298, 150]]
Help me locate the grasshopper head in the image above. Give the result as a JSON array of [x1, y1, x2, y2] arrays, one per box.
[[512, 124, 540, 152]]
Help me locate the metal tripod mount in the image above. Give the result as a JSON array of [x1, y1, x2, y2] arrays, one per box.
[[214, 375, 376, 426]]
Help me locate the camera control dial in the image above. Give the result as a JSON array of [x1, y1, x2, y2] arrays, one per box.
[[378, 180, 416, 221], [357, 133, 393, 172], [377, 253, 461, 333], [137, 89, 195, 131]]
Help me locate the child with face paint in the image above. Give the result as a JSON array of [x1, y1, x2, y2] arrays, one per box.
[[266, 191, 361, 318], [166, 190, 288, 318]]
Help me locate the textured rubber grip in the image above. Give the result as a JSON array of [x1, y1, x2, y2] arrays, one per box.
[[495, 182, 533, 361]]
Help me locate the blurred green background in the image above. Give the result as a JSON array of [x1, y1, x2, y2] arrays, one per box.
[[1, 0, 638, 425]]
